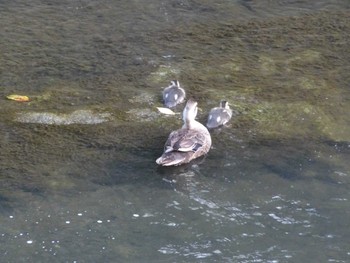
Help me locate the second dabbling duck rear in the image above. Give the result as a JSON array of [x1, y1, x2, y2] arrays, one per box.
[[162, 80, 186, 108]]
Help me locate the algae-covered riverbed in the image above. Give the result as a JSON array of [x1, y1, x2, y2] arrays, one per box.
[[1, 1, 350, 262]]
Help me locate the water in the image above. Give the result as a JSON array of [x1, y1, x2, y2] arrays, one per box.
[[1, 0, 350, 262]]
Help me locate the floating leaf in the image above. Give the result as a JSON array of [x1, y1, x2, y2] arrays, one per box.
[[156, 107, 176, 115], [6, 94, 30, 102]]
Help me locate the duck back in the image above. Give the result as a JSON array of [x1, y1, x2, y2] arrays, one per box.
[[156, 125, 211, 166], [163, 86, 185, 108], [206, 108, 232, 129]]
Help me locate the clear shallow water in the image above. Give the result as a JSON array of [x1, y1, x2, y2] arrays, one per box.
[[1, 0, 350, 262]]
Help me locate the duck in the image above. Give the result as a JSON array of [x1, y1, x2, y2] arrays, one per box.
[[206, 100, 232, 129], [156, 99, 212, 166], [162, 80, 186, 108]]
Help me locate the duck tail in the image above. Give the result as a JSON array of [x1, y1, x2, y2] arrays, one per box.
[[156, 152, 186, 166]]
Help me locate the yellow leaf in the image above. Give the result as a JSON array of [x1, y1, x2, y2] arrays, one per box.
[[6, 94, 30, 102]]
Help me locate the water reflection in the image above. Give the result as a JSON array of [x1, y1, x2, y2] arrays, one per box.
[[1, 0, 350, 262]]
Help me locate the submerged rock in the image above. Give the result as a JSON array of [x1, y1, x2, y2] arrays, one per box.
[[248, 101, 350, 142], [15, 110, 112, 125], [126, 108, 161, 122], [128, 92, 157, 105]]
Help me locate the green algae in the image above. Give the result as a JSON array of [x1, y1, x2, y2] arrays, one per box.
[[258, 55, 277, 75], [223, 95, 350, 142], [147, 65, 181, 84], [221, 60, 242, 72], [126, 108, 160, 122], [298, 76, 327, 90], [1, 9, 349, 199], [128, 91, 158, 105], [286, 50, 321, 67]]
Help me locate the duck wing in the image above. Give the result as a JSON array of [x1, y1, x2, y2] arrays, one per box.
[[165, 128, 206, 153]]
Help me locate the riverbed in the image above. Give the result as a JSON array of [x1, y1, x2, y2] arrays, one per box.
[[1, 0, 349, 262]]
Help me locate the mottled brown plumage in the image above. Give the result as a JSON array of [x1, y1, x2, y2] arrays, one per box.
[[156, 99, 212, 166]]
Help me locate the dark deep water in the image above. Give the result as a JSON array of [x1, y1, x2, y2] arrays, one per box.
[[1, 0, 350, 262]]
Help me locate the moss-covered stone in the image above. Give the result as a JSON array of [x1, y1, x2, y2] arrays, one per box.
[[15, 110, 112, 125]]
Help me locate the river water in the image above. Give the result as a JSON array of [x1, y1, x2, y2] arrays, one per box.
[[1, 0, 350, 262]]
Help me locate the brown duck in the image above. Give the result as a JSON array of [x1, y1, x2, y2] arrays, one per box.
[[156, 99, 212, 166]]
